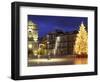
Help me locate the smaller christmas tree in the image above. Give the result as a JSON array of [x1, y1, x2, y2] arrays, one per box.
[[74, 22, 88, 55]]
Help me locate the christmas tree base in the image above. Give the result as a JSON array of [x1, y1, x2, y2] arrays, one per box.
[[75, 54, 88, 58]]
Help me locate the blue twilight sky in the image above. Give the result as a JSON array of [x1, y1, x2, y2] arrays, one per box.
[[28, 15, 87, 38]]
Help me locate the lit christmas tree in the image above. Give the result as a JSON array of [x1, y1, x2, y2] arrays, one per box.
[[74, 22, 88, 55]]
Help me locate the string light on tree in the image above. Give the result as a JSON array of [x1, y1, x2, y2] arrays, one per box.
[[74, 22, 88, 55]]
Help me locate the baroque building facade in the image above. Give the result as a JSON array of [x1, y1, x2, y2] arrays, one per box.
[[28, 21, 38, 57]]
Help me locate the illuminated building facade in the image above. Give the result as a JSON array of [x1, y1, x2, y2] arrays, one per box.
[[28, 21, 38, 57], [41, 30, 78, 56]]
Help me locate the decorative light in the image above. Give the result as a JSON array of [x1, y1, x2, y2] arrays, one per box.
[[74, 22, 88, 55], [33, 38, 38, 42], [34, 50, 38, 56], [28, 34, 32, 38], [28, 43, 33, 49]]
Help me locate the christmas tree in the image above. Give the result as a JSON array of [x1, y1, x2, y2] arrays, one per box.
[[74, 22, 88, 55]]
